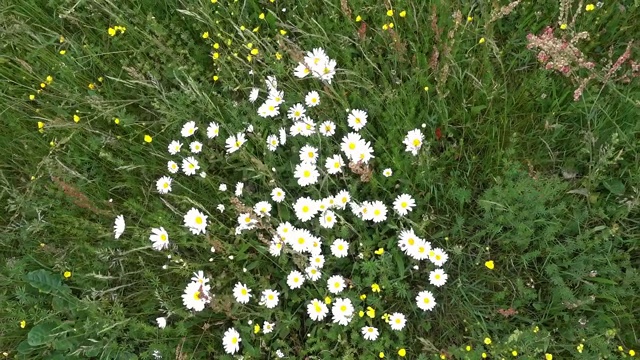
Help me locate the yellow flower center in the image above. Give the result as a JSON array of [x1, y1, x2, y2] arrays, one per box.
[[408, 238, 415, 245], [340, 305, 347, 311], [413, 139, 421, 146], [338, 245, 344, 250], [195, 217, 203, 225], [163, 183, 169, 188], [401, 202, 407, 208], [302, 205, 309, 213], [374, 209, 381, 216], [334, 162, 340, 168], [193, 291, 201, 300], [268, 295, 274, 300], [435, 274, 441, 279], [424, 297, 430, 304], [160, 234, 167, 241], [355, 117, 361, 124], [349, 143, 356, 150], [189, 129, 194, 134], [303, 170, 311, 177], [241, 289, 247, 295], [298, 237, 305, 244], [231, 337, 238, 344]]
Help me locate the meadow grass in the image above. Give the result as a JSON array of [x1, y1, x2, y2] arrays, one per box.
[[1, 0, 639, 359]]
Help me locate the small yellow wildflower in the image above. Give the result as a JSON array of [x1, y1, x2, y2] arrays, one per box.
[[545, 354, 553, 360], [618, 346, 624, 352], [59, 35, 65, 43], [324, 296, 332, 304], [374, 248, 384, 255], [630, 350, 636, 357], [49, 140, 55, 147], [259, 13, 265, 20], [114, 118, 120, 125], [63, 271, 72, 278], [253, 324, 260, 333], [73, 114, 80, 123], [484, 337, 492, 345], [213, 42, 219, 49], [424, 86, 429, 91], [250, 48, 259, 55], [512, 350, 518, 356], [378, 352, 384, 358], [38, 122, 44, 129], [358, 310, 364, 318], [144, 135, 153, 143], [366, 306, 375, 318], [59, 50, 66, 55], [98, 77, 104, 82], [246, 54, 252, 62], [246, 43, 253, 49], [485, 260, 495, 270], [226, 39, 232, 46], [202, 32, 209, 39], [355, 15, 362, 22], [482, 353, 487, 359], [585, 3, 595, 11], [381, 313, 390, 323], [40, 83, 46, 89], [479, 37, 486, 44], [88, 83, 96, 90], [252, 27, 260, 33], [359, 294, 366, 300], [388, 22, 394, 29], [211, 0, 217, 3], [371, 283, 381, 293], [46, 75, 53, 84], [386, 9, 393, 16], [213, 52, 219, 60], [560, 23, 567, 30], [279, 29, 287, 35], [108, 27, 116, 36], [275, 52, 282, 60], [465, 346, 471, 351], [398, 348, 406, 357], [240, 25, 246, 31], [29, 94, 36, 101], [213, 75, 219, 81], [467, 16, 473, 22], [39, 242, 45, 246], [382, 24, 388, 30], [577, 343, 584, 353], [20, 320, 26, 328]]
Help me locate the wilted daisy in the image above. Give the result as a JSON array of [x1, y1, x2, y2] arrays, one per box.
[[403, 129, 424, 156], [225, 132, 247, 154], [149, 227, 169, 250], [325, 154, 345, 174], [347, 109, 368, 131], [189, 141, 203, 153], [183, 208, 208, 235], [293, 197, 319, 222], [167, 160, 179, 174], [248, 88, 259, 103], [232, 282, 252, 304], [305, 266, 322, 281], [168, 140, 183, 155], [288, 103, 306, 120], [429, 268, 448, 287], [260, 289, 280, 309], [279, 127, 287, 145], [294, 162, 320, 187], [299, 145, 319, 164], [271, 187, 285, 202], [206, 122, 220, 138], [266, 134, 279, 151], [416, 290, 436, 311], [307, 299, 329, 321], [263, 321, 275, 334], [389, 312, 407, 331], [181, 281, 211, 311], [156, 176, 172, 194], [393, 194, 416, 216], [305, 90, 320, 107], [235, 182, 244, 196], [287, 270, 305, 289], [327, 275, 346, 294], [383, 168, 393, 177], [319, 120, 336, 136], [369, 200, 388, 223], [331, 297, 354, 325], [181, 157, 200, 176], [222, 328, 241, 355], [156, 317, 167, 329], [113, 215, 125, 239], [429, 248, 449, 267], [361, 326, 379, 341], [181, 121, 198, 137], [216, 204, 225, 212], [319, 210, 337, 228], [253, 201, 272, 217]]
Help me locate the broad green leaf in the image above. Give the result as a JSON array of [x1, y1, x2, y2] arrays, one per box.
[[26, 269, 63, 294], [27, 321, 58, 346]]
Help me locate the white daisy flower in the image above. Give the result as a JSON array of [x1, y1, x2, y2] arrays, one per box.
[[206, 122, 220, 138], [331, 297, 354, 326], [383, 168, 393, 177], [340, 132, 365, 160], [271, 187, 285, 202], [276, 222, 293, 238], [361, 326, 379, 341], [330, 238, 349, 258], [287, 103, 306, 120], [266, 134, 279, 151], [429, 268, 448, 287], [429, 248, 448, 267], [181, 121, 197, 137], [319, 210, 337, 229], [403, 129, 425, 156], [287, 228, 312, 253], [267, 89, 285, 105], [235, 182, 244, 196], [299, 145, 319, 164], [388, 312, 406, 331], [156, 317, 167, 329], [334, 190, 351, 210], [225, 132, 247, 154], [263, 321, 275, 334], [286, 270, 305, 289], [309, 254, 325, 269], [113, 215, 125, 239], [307, 299, 328, 321], [294, 63, 311, 78], [181, 281, 211, 311], [258, 100, 280, 118], [305, 90, 320, 107], [293, 197, 319, 222], [167, 160, 179, 174], [269, 238, 283, 257], [191, 270, 209, 286], [260, 289, 280, 309], [156, 176, 172, 194], [305, 266, 322, 282], [149, 227, 169, 250], [416, 290, 436, 311], [369, 200, 388, 223], [222, 328, 241, 355], [237, 213, 257, 231], [347, 109, 368, 131], [393, 194, 416, 216], [183, 208, 208, 235], [325, 154, 344, 175], [319, 121, 336, 136], [327, 275, 346, 294], [294, 162, 320, 187], [167, 140, 183, 155], [232, 282, 252, 304], [181, 156, 200, 176], [248, 88, 259, 103], [278, 127, 287, 145], [253, 201, 272, 217], [189, 141, 203, 154]]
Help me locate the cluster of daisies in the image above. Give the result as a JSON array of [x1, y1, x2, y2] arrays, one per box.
[[126, 47, 449, 357]]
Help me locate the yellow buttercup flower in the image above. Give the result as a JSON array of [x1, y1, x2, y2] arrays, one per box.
[[585, 3, 595, 11], [59, 50, 66, 55], [275, 52, 282, 60], [560, 23, 567, 30], [324, 296, 332, 304], [466, 346, 471, 351], [386, 9, 393, 16], [20, 320, 26, 328], [144, 135, 153, 143], [279, 29, 287, 35], [398, 348, 406, 357], [29, 94, 36, 101], [358, 310, 364, 317], [359, 294, 366, 300], [250, 48, 259, 55], [400, 10, 407, 18], [259, 13, 265, 20], [485, 260, 495, 270], [512, 350, 518, 356], [108, 27, 116, 36], [213, 75, 219, 81], [114, 118, 120, 125], [63, 271, 72, 278], [73, 114, 80, 123], [366, 306, 375, 318], [479, 37, 486, 44], [371, 283, 381, 292], [484, 337, 492, 345], [388, 22, 394, 29], [213, 42, 219, 49], [355, 15, 362, 22], [37, 122, 44, 129], [378, 352, 384, 358], [545, 354, 553, 360], [202, 32, 209, 39], [382, 24, 388, 30], [374, 248, 384, 255], [253, 324, 260, 333]]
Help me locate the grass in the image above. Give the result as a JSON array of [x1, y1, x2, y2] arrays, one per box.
[[1, 0, 639, 359]]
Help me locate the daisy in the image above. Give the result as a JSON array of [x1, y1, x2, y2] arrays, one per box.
[[269, 238, 283, 257], [340, 132, 365, 160], [149, 227, 169, 251], [156, 317, 167, 329], [181, 121, 197, 137], [307, 299, 329, 321], [279, 127, 287, 145], [403, 129, 425, 156], [319, 121, 336, 136], [369, 200, 388, 223], [167, 160, 179, 174], [181, 157, 200, 176], [237, 213, 257, 230], [222, 328, 241, 355], [267, 90, 285, 106], [299, 117, 316, 137], [294, 162, 320, 187], [219, 183, 227, 191], [416, 290, 437, 311], [305, 91, 320, 107], [383, 168, 393, 177], [114, 215, 125, 239], [361, 326, 379, 341], [331, 298, 354, 326], [319, 59, 337, 83], [276, 221, 293, 238], [353, 140, 375, 164], [287, 228, 312, 253], [308, 235, 323, 255], [168, 140, 182, 155], [429, 248, 448, 267], [388, 312, 407, 331], [409, 239, 432, 261], [265, 76, 278, 92], [299, 145, 319, 164], [235, 182, 244, 196], [191, 270, 209, 285], [357, 201, 374, 221], [183, 208, 208, 235], [293, 197, 319, 222], [304, 48, 329, 71], [327, 275, 346, 294], [287, 270, 305, 289], [393, 194, 416, 216], [206, 122, 220, 138], [260, 289, 280, 309], [156, 176, 172, 194], [305, 266, 322, 282], [271, 187, 285, 202], [398, 228, 421, 255], [181, 281, 211, 311], [225, 132, 247, 154], [232, 282, 252, 304], [429, 269, 448, 287], [309, 254, 325, 269], [319, 210, 337, 229], [325, 154, 344, 175], [294, 63, 311, 78], [266, 134, 279, 151], [347, 109, 368, 131], [330, 239, 349, 258], [334, 190, 351, 210], [263, 321, 275, 334], [248, 88, 259, 103], [288, 103, 306, 120], [190, 141, 203, 153], [253, 201, 272, 217]]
